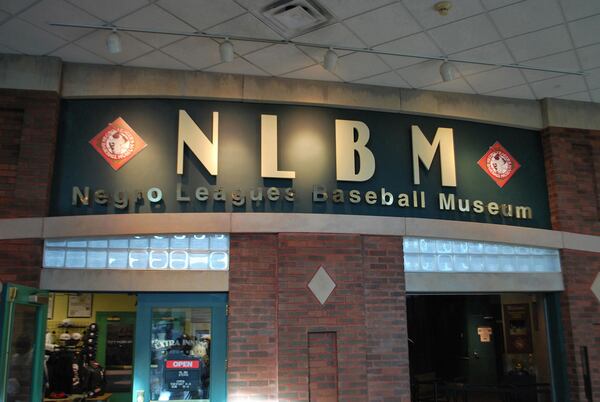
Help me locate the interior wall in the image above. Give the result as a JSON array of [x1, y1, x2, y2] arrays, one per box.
[[47, 293, 136, 330], [500, 294, 550, 383]]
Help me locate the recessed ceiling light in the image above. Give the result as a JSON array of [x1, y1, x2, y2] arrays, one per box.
[[434, 1, 452, 16]]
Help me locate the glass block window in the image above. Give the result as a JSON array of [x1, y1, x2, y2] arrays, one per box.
[[43, 234, 229, 271], [403, 237, 561, 273]]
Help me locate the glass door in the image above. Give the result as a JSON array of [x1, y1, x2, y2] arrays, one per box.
[[0, 283, 49, 402], [132, 293, 227, 402]]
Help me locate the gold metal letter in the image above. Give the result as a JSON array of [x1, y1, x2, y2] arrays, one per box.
[[177, 110, 219, 176], [335, 120, 376, 182], [412, 125, 456, 187], [261, 115, 295, 179]]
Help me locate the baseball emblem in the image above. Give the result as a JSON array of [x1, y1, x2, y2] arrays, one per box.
[[89, 117, 147, 171], [486, 150, 512, 179], [100, 127, 135, 160], [477, 141, 521, 188]]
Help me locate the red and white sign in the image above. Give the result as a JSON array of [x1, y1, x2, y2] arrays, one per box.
[[166, 360, 200, 369], [89, 117, 147, 171], [477, 141, 521, 188]]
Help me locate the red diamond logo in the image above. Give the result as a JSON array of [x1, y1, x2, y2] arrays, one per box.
[[477, 141, 521, 188], [89, 117, 147, 171]]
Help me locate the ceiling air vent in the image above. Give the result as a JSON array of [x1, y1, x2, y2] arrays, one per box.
[[261, 0, 331, 38]]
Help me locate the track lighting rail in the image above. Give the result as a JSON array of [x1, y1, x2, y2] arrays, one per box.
[[49, 22, 585, 77]]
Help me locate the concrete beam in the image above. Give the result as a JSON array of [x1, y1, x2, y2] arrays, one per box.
[[542, 98, 600, 131], [0, 54, 62, 92], [2, 56, 600, 130]]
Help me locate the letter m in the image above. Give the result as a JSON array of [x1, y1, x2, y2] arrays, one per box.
[[412, 125, 456, 187], [177, 110, 219, 175]]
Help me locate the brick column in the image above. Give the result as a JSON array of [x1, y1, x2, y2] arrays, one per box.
[[363, 235, 410, 402], [228, 233, 411, 401], [0, 89, 60, 287], [228, 234, 279, 401], [542, 127, 600, 401]]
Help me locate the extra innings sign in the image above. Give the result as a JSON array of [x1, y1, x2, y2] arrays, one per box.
[[52, 99, 551, 229]]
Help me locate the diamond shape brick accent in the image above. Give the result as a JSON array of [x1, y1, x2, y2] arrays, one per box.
[[477, 141, 521, 188], [89, 117, 147, 171], [308, 266, 336, 305]]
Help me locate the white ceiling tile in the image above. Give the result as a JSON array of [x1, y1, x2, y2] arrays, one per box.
[[0, 9, 10, 22], [558, 0, 600, 21], [0, 18, 66, 54], [67, 0, 150, 22], [344, 3, 421, 47], [590, 88, 600, 102], [0, 0, 38, 14], [422, 78, 476, 94], [402, 0, 484, 29], [207, 13, 281, 55], [244, 44, 315, 76], [206, 57, 269, 76], [0, 43, 20, 53], [530, 74, 587, 98], [375, 32, 442, 69], [428, 14, 500, 54], [464, 67, 526, 93], [283, 64, 342, 81], [505, 25, 572, 61], [569, 14, 600, 48], [489, 0, 563, 38], [558, 91, 591, 102], [317, 0, 396, 20], [354, 71, 408, 88], [125, 50, 190, 70], [161, 37, 221, 70], [19, 0, 102, 41], [584, 67, 600, 89], [49, 43, 111, 64], [521, 51, 581, 82], [334, 52, 390, 81], [294, 23, 362, 60], [578, 43, 600, 70], [397, 60, 445, 88], [486, 84, 535, 99], [75, 30, 152, 64], [451, 42, 514, 76], [116, 5, 195, 48], [480, 0, 523, 9], [157, 0, 245, 31]]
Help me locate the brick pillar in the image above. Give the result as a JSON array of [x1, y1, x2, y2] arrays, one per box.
[[228, 233, 411, 401], [228, 234, 279, 401], [542, 127, 600, 401], [0, 89, 60, 287], [277, 233, 368, 402], [363, 235, 410, 402]]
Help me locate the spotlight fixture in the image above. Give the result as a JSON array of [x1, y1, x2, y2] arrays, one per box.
[[440, 61, 455, 82], [323, 48, 337, 72], [106, 29, 122, 54], [219, 39, 234, 63]]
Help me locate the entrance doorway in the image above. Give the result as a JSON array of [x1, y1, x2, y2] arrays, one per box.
[[408, 294, 553, 402], [0, 286, 227, 402]]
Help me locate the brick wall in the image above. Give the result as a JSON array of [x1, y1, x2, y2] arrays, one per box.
[[542, 127, 600, 236], [559, 250, 600, 402], [228, 233, 410, 402], [0, 89, 60, 286], [542, 127, 600, 401]]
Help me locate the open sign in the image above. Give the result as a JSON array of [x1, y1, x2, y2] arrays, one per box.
[[166, 360, 200, 369]]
